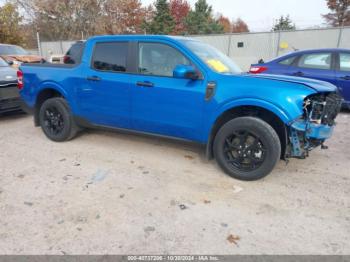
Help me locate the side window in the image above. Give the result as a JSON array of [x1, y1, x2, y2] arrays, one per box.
[[278, 56, 296, 66], [297, 53, 332, 70], [138, 42, 190, 77], [339, 53, 350, 72], [92, 42, 128, 72]]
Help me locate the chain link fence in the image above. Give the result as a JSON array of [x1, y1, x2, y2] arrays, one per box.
[[38, 26, 350, 71]]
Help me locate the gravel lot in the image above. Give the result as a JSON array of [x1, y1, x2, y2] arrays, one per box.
[[0, 112, 349, 255]]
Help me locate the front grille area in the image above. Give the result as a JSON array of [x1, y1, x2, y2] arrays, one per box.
[[304, 93, 343, 126], [322, 93, 343, 125]]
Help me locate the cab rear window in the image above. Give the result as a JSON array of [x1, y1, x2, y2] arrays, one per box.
[[64, 42, 84, 64]]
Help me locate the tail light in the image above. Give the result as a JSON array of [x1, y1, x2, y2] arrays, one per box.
[[17, 70, 24, 90], [249, 66, 268, 74], [63, 55, 70, 64]]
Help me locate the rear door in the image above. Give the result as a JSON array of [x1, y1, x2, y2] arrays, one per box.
[[77, 41, 132, 128], [270, 55, 298, 75], [336, 52, 350, 104], [288, 52, 336, 85]]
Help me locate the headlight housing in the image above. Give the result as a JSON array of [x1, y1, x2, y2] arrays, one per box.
[[303, 93, 343, 126]]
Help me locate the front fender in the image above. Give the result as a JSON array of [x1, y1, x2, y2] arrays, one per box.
[[203, 98, 302, 143], [203, 98, 302, 159], [211, 98, 302, 127]]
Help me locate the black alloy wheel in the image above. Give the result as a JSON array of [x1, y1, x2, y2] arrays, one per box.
[[214, 117, 281, 181], [39, 97, 79, 142]]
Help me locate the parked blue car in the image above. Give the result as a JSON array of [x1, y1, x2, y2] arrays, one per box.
[[19, 36, 342, 181], [250, 48, 350, 108]]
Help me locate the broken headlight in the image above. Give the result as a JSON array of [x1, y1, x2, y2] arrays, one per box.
[[303, 93, 342, 126]]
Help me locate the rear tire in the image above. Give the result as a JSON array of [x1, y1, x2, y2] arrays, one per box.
[[214, 117, 281, 181], [39, 97, 79, 142]]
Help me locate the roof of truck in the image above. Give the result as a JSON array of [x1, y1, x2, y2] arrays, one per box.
[[87, 35, 194, 42]]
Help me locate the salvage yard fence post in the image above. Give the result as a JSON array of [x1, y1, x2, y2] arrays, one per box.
[[337, 27, 343, 48], [36, 31, 42, 57]]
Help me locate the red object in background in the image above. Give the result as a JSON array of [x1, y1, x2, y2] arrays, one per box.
[[249, 66, 268, 74], [63, 55, 70, 64], [17, 70, 24, 90]]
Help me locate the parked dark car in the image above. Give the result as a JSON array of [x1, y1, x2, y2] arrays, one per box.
[[0, 57, 21, 113], [250, 49, 350, 108]]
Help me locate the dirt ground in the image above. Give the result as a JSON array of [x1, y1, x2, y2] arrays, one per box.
[[0, 112, 349, 255]]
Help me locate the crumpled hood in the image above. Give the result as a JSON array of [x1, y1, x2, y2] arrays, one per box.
[[245, 74, 337, 93], [1, 54, 43, 63]]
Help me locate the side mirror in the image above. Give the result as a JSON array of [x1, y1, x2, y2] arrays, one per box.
[[173, 65, 199, 80], [258, 59, 265, 64]]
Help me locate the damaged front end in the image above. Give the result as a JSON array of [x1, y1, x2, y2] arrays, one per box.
[[287, 92, 343, 159]]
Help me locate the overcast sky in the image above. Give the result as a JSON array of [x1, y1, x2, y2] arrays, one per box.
[[142, 0, 330, 31], [0, 0, 329, 32]]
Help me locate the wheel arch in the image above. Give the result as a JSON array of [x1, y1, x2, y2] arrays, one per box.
[[206, 105, 289, 160], [34, 86, 67, 126]]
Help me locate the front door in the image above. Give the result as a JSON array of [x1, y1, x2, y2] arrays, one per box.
[[78, 41, 131, 128], [131, 42, 205, 141]]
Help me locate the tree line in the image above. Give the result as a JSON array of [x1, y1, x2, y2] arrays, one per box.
[[0, 0, 250, 47], [0, 0, 349, 48]]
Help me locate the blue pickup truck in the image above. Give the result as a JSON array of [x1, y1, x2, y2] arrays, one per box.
[[19, 35, 342, 181]]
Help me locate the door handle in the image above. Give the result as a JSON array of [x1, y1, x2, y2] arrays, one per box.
[[293, 71, 304, 77], [339, 76, 350, 80], [87, 76, 101, 81], [136, 81, 154, 88]]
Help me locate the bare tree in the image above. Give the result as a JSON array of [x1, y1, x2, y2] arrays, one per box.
[[100, 0, 146, 34], [231, 18, 249, 33], [323, 0, 350, 26]]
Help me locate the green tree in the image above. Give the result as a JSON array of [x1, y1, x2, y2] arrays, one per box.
[[273, 15, 296, 31], [143, 0, 175, 35], [185, 0, 223, 35], [0, 3, 25, 45]]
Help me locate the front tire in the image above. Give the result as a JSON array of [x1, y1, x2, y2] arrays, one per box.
[[214, 117, 281, 181], [39, 97, 79, 142]]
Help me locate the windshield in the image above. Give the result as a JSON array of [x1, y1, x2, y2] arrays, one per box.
[[0, 57, 8, 67], [181, 40, 242, 74], [0, 45, 29, 55]]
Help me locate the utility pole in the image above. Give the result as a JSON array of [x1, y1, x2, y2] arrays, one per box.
[[36, 31, 42, 57]]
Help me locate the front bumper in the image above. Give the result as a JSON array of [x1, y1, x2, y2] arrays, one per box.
[[0, 97, 22, 113], [288, 120, 334, 158], [291, 120, 334, 140], [287, 92, 342, 158], [0, 84, 23, 113]]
